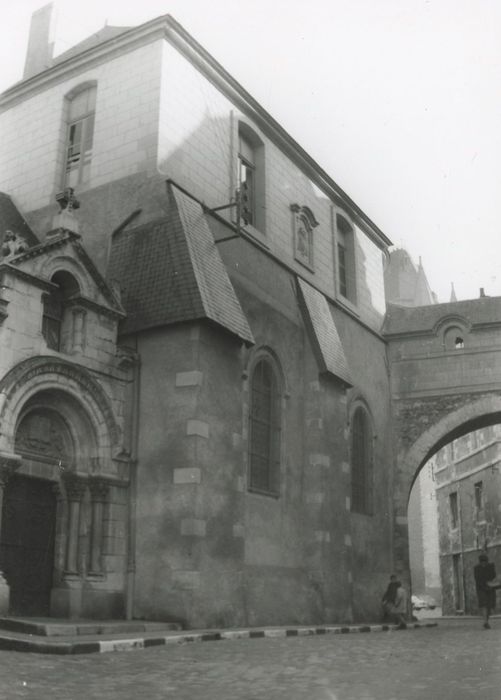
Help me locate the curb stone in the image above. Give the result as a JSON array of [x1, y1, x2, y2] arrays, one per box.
[[0, 622, 438, 655]]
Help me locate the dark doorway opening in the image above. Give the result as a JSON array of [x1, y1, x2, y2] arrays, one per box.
[[0, 475, 56, 616]]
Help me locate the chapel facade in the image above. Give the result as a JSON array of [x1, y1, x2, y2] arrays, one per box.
[[0, 6, 396, 627]]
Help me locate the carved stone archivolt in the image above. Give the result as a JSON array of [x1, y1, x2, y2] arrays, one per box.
[[0, 356, 121, 446]]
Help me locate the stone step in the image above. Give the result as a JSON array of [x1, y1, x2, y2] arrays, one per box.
[[0, 617, 181, 637]]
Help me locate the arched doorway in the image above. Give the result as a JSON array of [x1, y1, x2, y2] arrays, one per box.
[[0, 407, 74, 616]]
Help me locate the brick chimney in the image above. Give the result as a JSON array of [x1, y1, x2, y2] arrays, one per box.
[[23, 3, 55, 79]]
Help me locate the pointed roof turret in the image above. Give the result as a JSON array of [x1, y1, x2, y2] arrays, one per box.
[[450, 282, 457, 302], [413, 256, 435, 306]]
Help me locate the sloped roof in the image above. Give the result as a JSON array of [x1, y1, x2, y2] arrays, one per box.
[[296, 277, 352, 386], [107, 183, 254, 343], [0, 192, 38, 250], [383, 297, 501, 336], [53, 26, 132, 65]]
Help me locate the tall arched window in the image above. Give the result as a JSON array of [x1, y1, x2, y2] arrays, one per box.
[[351, 405, 373, 514], [65, 85, 97, 187], [248, 357, 281, 494]]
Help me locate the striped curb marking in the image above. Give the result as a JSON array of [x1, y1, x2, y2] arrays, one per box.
[[0, 623, 438, 655]]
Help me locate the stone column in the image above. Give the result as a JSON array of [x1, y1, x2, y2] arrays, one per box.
[[88, 477, 109, 575], [0, 455, 21, 614], [62, 474, 87, 575]]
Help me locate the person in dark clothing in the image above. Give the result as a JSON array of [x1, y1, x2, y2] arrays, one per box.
[[474, 553, 497, 629], [382, 574, 399, 621]]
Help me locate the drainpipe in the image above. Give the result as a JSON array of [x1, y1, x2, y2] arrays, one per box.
[[125, 343, 141, 620]]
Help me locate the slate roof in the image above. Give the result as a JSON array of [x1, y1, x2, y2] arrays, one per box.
[[107, 183, 254, 344], [0, 192, 38, 250], [297, 278, 352, 387]]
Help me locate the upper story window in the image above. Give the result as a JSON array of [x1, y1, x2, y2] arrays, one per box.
[[237, 123, 265, 232], [443, 325, 466, 351], [42, 271, 80, 352], [449, 491, 459, 528], [65, 85, 97, 188], [350, 405, 373, 515], [238, 133, 255, 226], [474, 481, 484, 520], [335, 214, 357, 304], [248, 355, 282, 496]]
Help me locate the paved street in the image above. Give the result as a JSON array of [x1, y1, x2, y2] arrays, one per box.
[[1, 624, 500, 700]]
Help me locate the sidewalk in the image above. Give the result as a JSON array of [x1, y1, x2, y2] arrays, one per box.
[[0, 620, 439, 655]]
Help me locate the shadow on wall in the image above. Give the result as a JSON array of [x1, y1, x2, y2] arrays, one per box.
[[156, 112, 386, 327]]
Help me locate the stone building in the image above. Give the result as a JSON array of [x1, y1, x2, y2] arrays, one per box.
[[0, 6, 396, 626], [435, 427, 501, 614]]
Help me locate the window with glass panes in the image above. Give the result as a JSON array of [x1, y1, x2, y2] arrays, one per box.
[[351, 406, 373, 514], [248, 359, 281, 494], [238, 134, 255, 226], [65, 86, 97, 187]]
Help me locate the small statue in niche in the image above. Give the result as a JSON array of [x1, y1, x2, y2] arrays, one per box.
[[1, 230, 27, 259]]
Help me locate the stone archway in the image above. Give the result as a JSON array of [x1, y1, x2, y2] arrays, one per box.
[[392, 394, 501, 580], [0, 358, 129, 619]]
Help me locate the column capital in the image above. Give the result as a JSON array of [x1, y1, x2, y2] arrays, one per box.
[[88, 476, 110, 503], [0, 453, 21, 487], [61, 472, 87, 501]]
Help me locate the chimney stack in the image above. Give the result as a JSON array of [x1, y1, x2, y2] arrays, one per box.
[[23, 3, 55, 80], [480, 288, 486, 298]]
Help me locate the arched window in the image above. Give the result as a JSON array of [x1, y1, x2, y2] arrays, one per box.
[[64, 85, 97, 187], [351, 405, 373, 514], [248, 357, 281, 494], [42, 271, 80, 352]]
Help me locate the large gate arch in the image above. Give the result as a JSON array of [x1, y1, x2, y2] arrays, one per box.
[[392, 394, 501, 578]]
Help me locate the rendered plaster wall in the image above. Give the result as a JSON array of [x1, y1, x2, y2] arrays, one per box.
[[0, 41, 163, 212], [157, 39, 386, 332]]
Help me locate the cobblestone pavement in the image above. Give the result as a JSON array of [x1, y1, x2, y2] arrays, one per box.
[[1, 624, 500, 700]]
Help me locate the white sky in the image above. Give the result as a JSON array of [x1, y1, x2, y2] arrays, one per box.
[[1, 0, 501, 303]]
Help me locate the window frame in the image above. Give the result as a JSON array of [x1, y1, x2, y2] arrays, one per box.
[[350, 403, 374, 515], [449, 491, 459, 529], [247, 352, 283, 497], [333, 210, 358, 308], [236, 122, 266, 235], [63, 84, 97, 189]]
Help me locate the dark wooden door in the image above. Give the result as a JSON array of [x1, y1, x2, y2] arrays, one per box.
[[0, 475, 56, 616]]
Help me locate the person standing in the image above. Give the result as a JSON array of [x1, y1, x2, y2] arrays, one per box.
[[382, 574, 398, 621], [473, 553, 497, 629]]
